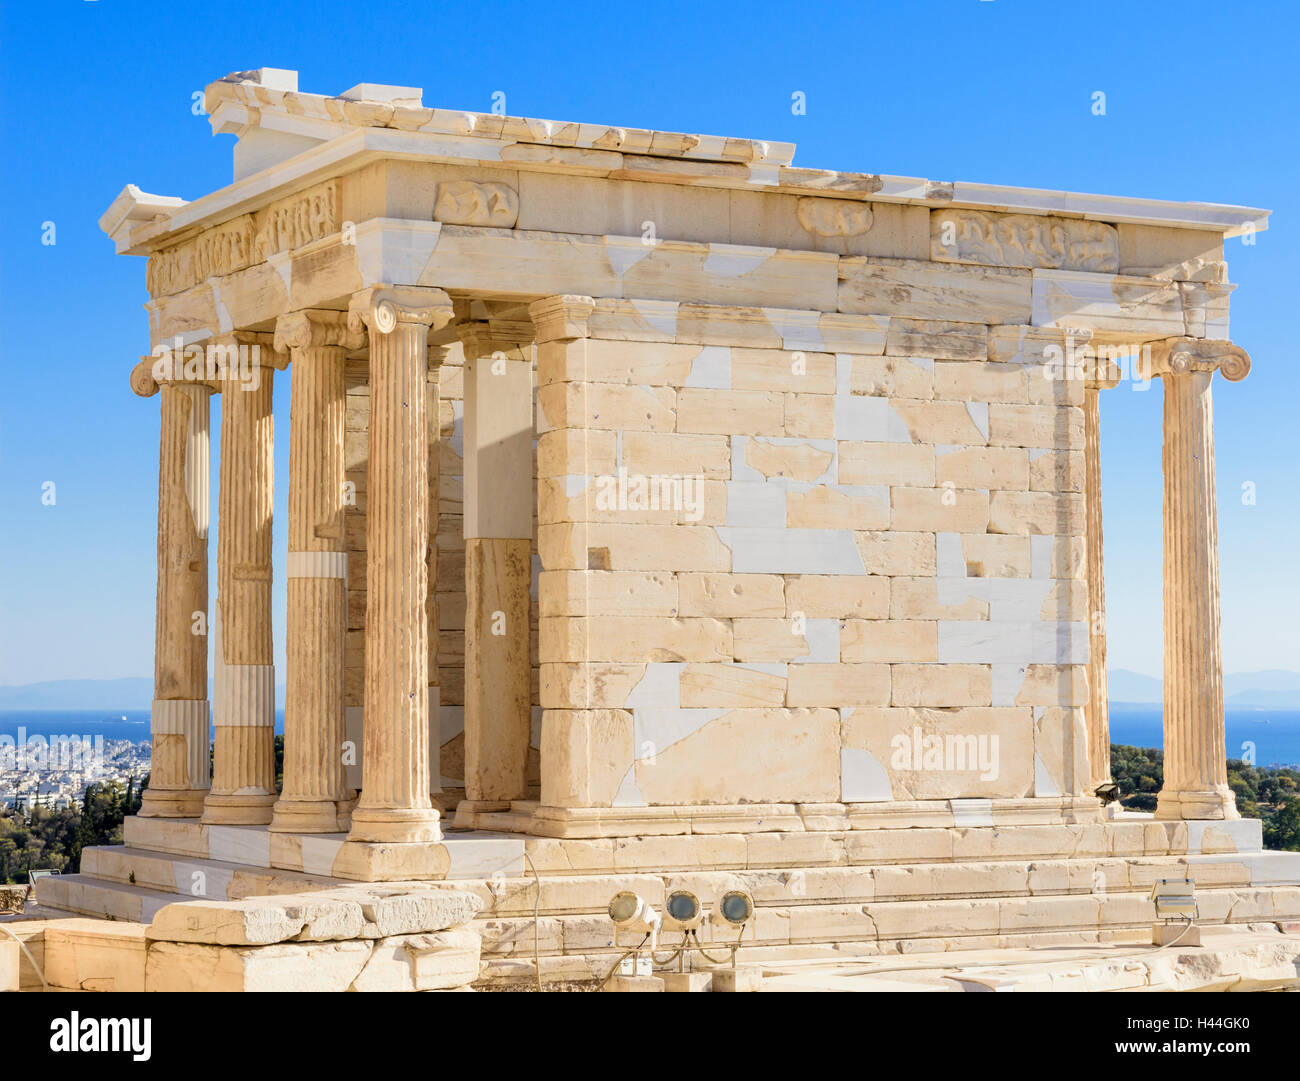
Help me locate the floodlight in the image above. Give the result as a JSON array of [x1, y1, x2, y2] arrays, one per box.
[[662, 889, 704, 932], [1094, 782, 1120, 806], [608, 891, 659, 936], [717, 889, 754, 928], [1149, 878, 1196, 921]]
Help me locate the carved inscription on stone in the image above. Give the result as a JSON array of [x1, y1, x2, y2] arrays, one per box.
[[796, 197, 874, 237], [146, 179, 341, 296], [931, 209, 1118, 273], [433, 180, 519, 228]]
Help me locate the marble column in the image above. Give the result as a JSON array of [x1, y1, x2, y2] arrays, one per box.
[[203, 334, 284, 826], [269, 311, 363, 833], [1083, 359, 1121, 793], [131, 358, 213, 817], [345, 286, 453, 844], [457, 324, 534, 815], [1151, 338, 1250, 821]]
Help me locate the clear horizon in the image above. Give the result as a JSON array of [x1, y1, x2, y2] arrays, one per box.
[[2, 0, 1298, 683]]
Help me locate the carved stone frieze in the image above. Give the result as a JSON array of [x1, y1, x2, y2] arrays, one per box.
[[146, 179, 341, 297], [433, 180, 519, 228], [796, 197, 873, 237], [931, 209, 1118, 273]]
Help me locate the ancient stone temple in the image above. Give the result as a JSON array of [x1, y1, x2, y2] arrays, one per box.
[[18, 69, 1300, 992]]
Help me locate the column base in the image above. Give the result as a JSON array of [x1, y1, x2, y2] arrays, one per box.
[[138, 787, 209, 818], [267, 797, 342, 834], [347, 806, 441, 843], [200, 792, 277, 826], [1154, 786, 1239, 821]]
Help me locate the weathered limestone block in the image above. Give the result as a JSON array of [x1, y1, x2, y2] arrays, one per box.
[[731, 346, 836, 393], [787, 663, 890, 706], [784, 391, 834, 438], [891, 664, 993, 707], [841, 619, 938, 663], [540, 616, 732, 663], [785, 574, 889, 618], [541, 662, 647, 708], [787, 484, 890, 530], [1015, 664, 1088, 707], [934, 446, 1030, 491], [988, 403, 1084, 450], [854, 531, 936, 576], [891, 577, 989, 620], [839, 442, 935, 487], [349, 929, 480, 991], [839, 257, 1031, 324], [540, 709, 634, 807], [677, 388, 784, 435], [680, 663, 787, 707], [538, 381, 677, 432], [891, 487, 990, 533], [678, 573, 785, 617], [540, 570, 679, 617], [145, 939, 374, 992], [890, 399, 988, 445], [988, 491, 1085, 535], [886, 318, 987, 361], [148, 894, 367, 945], [42, 920, 148, 992], [621, 431, 731, 477], [742, 438, 834, 481], [632, 707, 840, 804], [540, 522, 731, 571], [848, 354, 935, 399]]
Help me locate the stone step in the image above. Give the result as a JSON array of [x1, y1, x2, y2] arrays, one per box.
[[33, 874, 177, 924], [78, 840, 1294, 917], [79, 846, 345, 901], [122, 814, 1266, 879], [41, 857, 1300, 963], [472, 884, 1300, 963]]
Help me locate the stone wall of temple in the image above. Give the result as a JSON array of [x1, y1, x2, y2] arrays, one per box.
[[534, 299, 1100, 810]]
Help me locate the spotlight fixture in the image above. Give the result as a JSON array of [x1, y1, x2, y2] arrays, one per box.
[[662, 889, 704, 932], [1149, 878, 1196, 921], [717, 889, 754, 929], [1094, 782, 1120, 806], [1149, 877, 1199, 946], [608, 891, 660, 937]]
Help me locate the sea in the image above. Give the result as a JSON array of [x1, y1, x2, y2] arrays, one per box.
[[0, 706, 1296, 769], [0, 710, 286, 742]]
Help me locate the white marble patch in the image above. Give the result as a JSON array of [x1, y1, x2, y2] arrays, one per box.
[[207, 825, 272, 868], [724, 481, 788, 527], [841, 747, 892, 802], [444, 835, 526, 878], [715, 527, 864, 574], [950, 798, 995, 827], [625, 663, 684, 711], [684, 345, 731, 389]]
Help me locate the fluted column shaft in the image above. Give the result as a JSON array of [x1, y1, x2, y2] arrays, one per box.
[[203, 342, 279, 825], [1083, 383, 1111, 791], [347, 287, 452, 844], [1154, 339, 1248, 821], [271, 312, 361, 833], [141, 380, 212, 817]]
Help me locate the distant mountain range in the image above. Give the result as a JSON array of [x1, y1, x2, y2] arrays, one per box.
[[0, 678, 286, 710], [0, 672, 1296, 710], [1109, 668, 1300, 708]]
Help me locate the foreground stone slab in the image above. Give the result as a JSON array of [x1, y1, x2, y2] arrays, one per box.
[[42, 919, 148, 992], [146, 939, 374, 992], [147, 887, 482, 945]]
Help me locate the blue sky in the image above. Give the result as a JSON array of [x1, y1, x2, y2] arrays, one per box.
[[0, 0, 1296, 684]]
